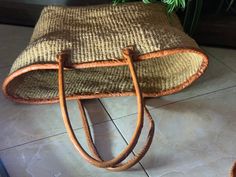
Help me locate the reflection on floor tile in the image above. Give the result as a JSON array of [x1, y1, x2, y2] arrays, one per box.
[[203, 46, 236, 73], [0, 121, 148, 177], [101, 54, 236, 119], [0, 24, 33, 67], [114, 87, 236, 177], [0, 67, 110, 150]]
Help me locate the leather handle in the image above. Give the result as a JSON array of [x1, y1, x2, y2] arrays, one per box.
[[77, 99, 154, 171], [231, 162, 236, 177], [57, 48, 154, 170]]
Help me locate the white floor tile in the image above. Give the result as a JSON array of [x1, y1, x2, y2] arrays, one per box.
[[203, 46, 236, 73], [101, 53, 236, 119], [114, 87, 236, 177], [0, 24, 33, 67], [0, 121, 148, 177], [0, 67, 110, 150]]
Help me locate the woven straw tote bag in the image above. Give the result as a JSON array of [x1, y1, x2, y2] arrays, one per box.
[[2, 2, 209, 171]]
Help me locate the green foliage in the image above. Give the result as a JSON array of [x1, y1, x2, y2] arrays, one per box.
[[162, 0, 185, 13], [112, 0, 186, 13]]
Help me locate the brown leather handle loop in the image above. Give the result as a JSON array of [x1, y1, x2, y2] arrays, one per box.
[[78, 99, 154, 171], [231, 162, 236, 177], [57, 48, 154, 170]]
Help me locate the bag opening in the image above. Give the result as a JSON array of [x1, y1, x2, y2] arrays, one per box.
[[3, 50, 207, 103]]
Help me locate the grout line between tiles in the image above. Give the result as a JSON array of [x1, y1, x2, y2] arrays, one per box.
[[0, 131, 68, 152], [149, 84, 236, 108], [0, 118, 111, 152], [98, 99, 151, 177], [109, 84, 236, 121], [202, 47, 236, 73]]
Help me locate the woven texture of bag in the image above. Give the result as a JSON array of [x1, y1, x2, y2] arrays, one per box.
[[3, 2, 208, 103]]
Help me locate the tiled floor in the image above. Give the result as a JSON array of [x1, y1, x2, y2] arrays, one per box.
[[0, 24, 235, 177]]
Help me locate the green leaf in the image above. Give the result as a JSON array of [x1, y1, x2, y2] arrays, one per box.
[[112, 0, 128, 4], [162, 0, 186, 13], [142, 0, 159, 3], [143, 0, 152, 4], [112, 0, 186, 13], [180, 0, 185, 8]]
